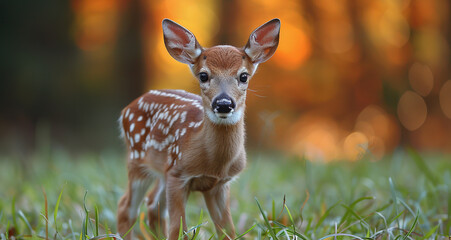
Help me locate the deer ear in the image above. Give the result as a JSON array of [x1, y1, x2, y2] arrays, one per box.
[[244, 19, 280, 64], [162, 19, 202, 64]]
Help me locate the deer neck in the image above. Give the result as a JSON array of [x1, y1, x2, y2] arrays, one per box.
[[197, 112, 245, 165]]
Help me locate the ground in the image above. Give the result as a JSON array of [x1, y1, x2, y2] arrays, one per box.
[[0, 148, 450, 239]]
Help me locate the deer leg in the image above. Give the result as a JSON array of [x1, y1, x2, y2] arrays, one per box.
[[117, 160, 152, 239], [166, 174, 189, 240], [146, 178, 167, 239], [203, 184, 235, 239]]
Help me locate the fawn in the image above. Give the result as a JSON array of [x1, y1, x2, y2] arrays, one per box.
[[117, 18, 280, 240]]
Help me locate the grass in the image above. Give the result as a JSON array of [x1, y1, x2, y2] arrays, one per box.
[[0, 148, 450, 239]]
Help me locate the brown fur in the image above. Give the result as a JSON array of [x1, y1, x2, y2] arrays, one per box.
[[202, 46, 244, 74], [117, 18, 280, 240]]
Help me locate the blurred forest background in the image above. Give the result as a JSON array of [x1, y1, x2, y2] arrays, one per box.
[[1, 0, 450, 161]]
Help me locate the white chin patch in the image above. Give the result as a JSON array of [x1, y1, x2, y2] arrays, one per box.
[[206, 108, 243, 125]]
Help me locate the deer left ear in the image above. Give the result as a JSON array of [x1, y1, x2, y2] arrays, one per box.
[[244, 19, 280, 64]]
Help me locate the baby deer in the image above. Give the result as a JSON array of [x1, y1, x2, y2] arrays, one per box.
[[117, 18, 280, 239]]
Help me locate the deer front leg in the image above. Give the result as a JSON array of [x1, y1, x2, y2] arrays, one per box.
[[166, 174, 189, 240], [203, 184, 235, 239]]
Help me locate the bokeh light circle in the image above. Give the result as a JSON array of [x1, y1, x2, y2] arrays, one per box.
[[397, 91, 427, 131], [408, 62, 434, 96], [343, 132, 368, 161], [439, 80, 451, 119]]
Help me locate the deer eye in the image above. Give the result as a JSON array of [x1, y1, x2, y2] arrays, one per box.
[[199, 72, 209, 82], [239, 73, 249, 83]]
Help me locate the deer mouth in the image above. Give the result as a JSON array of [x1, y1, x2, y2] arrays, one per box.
[[206, 107, 243, 125], [214, 109, 234, 119]]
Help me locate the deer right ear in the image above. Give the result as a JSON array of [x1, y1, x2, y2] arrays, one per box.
[[162, 19, 203, 64], [244, 19, 280, 64]]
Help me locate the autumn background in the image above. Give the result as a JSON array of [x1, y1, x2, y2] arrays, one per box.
[[1, 0, 451, 161], [1, 0, 451, 239], [1, 0, 451, 159]]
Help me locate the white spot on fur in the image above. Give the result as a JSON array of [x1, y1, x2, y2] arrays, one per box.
[[180, 111, 187, 123], [137, 116, 143, 122], [134, 133, 140, 143], [148, 90, 202, 110], [129, 113, 134, 121], [188, 121, 203, 128]]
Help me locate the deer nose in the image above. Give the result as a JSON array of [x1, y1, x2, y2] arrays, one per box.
[[212, 93, 235, 114]]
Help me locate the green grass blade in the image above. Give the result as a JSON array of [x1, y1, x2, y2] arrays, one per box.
[[94, 206, 99, 236], [397, 198, 415, 218], [389, 210, 405, 226], [178, 217, 184, 240], [11, 196, 18, 233], [304, 217, 312, 233], [401, 210, 419, 240], [284, 204, 307, 240], [255, 197, 278, 239], [6, 221, 10, 240], [18, 210, 33, 235], [85, 213, 90, 239], [87, 233, 122, 240], [272, 199, 276, 222], [122, 219, 138, 239], [375, 212, 388, 230], [422, 224, 439, 239], [191, 209, 204, 239], [43, 188, 49, 240], [272, 220, 287, 227], [284, 204, 294, 226], [141, 216, 159, 240], [274, 220, 309, 240], [318, 233, 365, 240], [314, 201, 341, 233], [286, 229, 309, 240], [220, 228, 232, 240], [81, 214, 88, 240], [375, 201, 393, 212], [389, 177, 400, 226], [235, 223, 257, 239], [54, 188, 64, 233], [339, 202, 371, 229], [208, 233, 215, 240], [338, 196, 374, 227]]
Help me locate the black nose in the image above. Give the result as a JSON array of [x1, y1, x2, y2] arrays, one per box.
[[212, 93, 235, 114]]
